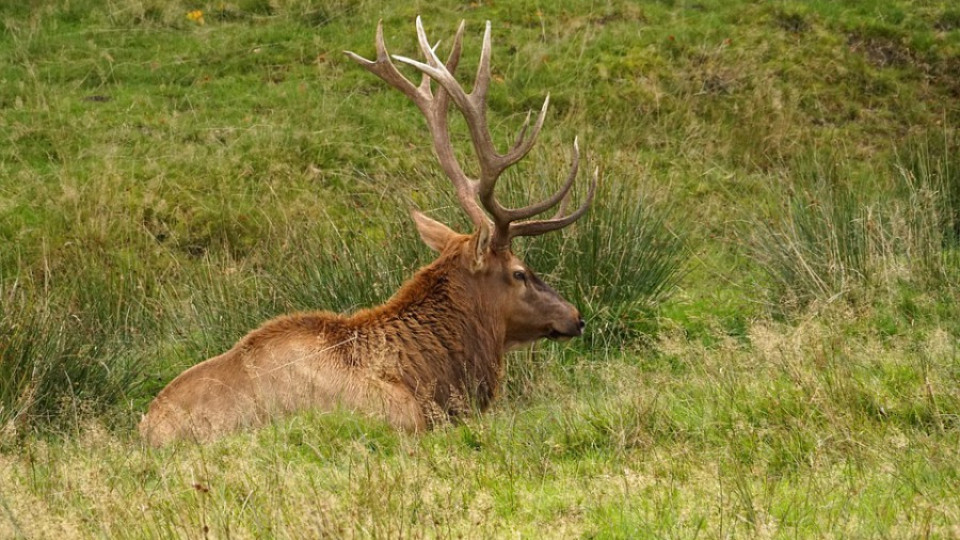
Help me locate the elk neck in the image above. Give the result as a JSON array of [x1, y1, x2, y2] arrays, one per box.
[[350, 249, 505, 351], [346, 248, 507, 413]]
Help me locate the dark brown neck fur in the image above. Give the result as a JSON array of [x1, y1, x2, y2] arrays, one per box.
[[347, 249, 505, 422]]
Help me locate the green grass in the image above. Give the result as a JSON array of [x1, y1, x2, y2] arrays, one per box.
[[742, 134, 960, 316], [2, 0, 960, 537]]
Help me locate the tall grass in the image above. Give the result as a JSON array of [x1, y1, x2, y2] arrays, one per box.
[[897, 129, 960, 249], [745, 137, 960, 314], [0, 254, 154, 440]]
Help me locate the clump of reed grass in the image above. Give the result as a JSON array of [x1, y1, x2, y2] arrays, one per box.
[[0, 254, 154, 442], [746, 134, 959, 315]]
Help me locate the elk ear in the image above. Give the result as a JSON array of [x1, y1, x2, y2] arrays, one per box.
[[412, 210, 456, 252], [470, 224, 492, 272]]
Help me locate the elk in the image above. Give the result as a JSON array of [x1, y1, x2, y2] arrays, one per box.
[[139, 17, 597, 447]]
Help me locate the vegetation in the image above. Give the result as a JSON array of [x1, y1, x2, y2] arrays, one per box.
[[1, 0, 958, 536]]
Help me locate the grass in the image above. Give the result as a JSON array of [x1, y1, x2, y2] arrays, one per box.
[[2, 0, 960, 537], [743, 139, 960, 315]]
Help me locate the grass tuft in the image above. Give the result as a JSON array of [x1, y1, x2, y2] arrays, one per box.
[[0, 258, 152, 439], [744, 138, 960, 315], [521, 172, 687, 350]]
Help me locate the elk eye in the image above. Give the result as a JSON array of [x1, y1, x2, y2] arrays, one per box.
[[513, 271, 527, 282]]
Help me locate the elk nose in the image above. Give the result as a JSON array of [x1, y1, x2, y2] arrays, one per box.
[[578, 318, 586, 331]]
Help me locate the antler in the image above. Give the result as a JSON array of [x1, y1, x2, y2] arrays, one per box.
[[345, 17, 597, 250]]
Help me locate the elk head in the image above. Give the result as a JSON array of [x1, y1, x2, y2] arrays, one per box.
[[346, 18, 597, 349]]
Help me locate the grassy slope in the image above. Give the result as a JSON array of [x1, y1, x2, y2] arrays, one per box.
[[2, 0, 960, 537]]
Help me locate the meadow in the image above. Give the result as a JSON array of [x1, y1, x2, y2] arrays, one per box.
[[1, 0, 959, 537]]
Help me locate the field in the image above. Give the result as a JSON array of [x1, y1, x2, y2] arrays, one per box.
[[2, 0, 960, 537]]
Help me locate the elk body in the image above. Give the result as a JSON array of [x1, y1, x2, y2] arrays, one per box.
[[139, 18, 597, 447]]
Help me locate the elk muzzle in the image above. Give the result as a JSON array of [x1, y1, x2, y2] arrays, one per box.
[[546, 307, 585, 341]]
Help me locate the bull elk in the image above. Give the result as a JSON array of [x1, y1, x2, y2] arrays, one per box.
[[139, 17, 597, 446]]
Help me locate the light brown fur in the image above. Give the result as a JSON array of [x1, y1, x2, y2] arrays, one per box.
[[139, 228, 582, 446]]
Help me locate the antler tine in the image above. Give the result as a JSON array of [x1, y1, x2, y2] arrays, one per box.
[[392, 19, 457, 88], [512, 110, 532, 150], [502, 137, 581, 223], [429, 20, 464, 107], [505, 95, 550, 163], [344, 21, 426, 108], [473, 21, 493, 103], [507, 166, 599, 239], [446, 20, 465, 72], [415, 16, 442, 69], [410, 22, 464, 96], [394, 18, 508, 228]]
